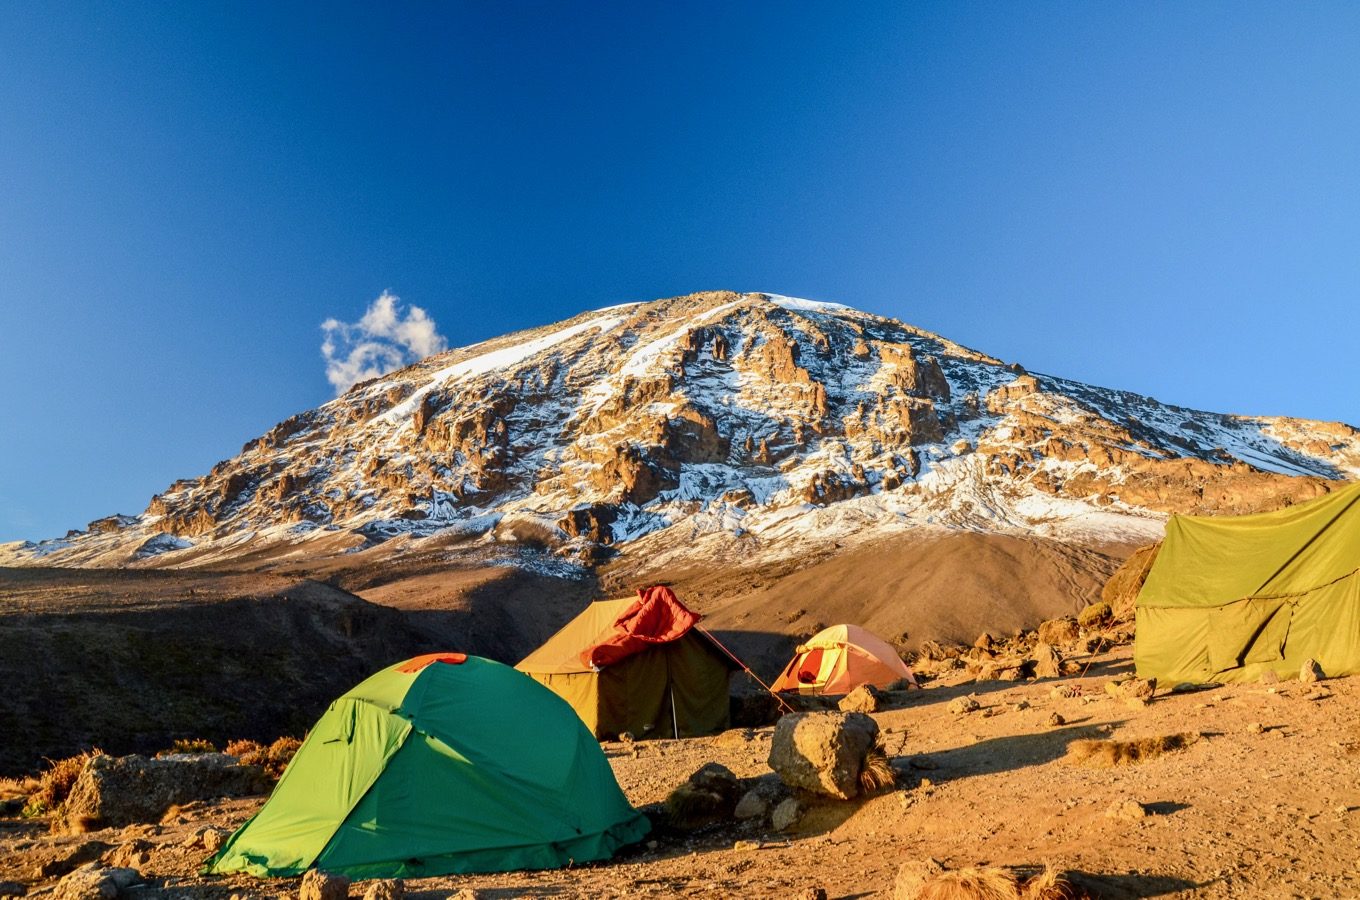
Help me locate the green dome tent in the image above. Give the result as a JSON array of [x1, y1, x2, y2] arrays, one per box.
[[1135, 481, 1360, 684], [205, 653, 649, 879]]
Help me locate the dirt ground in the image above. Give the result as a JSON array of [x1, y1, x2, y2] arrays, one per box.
[[4, 641, 1358, 899]]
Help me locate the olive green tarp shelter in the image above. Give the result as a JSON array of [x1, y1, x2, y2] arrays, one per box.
[[1135, 481, 1360, 684], [516, 596, 738, 740], [205, 653, 649, 879]]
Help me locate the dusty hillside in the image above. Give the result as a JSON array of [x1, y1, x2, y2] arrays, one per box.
[[4, 643, 1357, 899], [0, 569, 428, 776]]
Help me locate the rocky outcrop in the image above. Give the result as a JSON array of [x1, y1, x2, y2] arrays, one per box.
[[58, 754, 266, 831]]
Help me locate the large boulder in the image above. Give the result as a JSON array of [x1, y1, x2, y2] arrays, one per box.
[[662, 763, 743, 829], [1037, 617, 1079, 647], [58, 754, 266, 831], [767, 712, 879, 800]]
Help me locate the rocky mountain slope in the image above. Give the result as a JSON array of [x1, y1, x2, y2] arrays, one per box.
[[7, 290, 1357, 574]]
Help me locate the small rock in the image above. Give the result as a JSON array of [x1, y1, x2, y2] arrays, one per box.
[[447, 890, 480, 900], [104, 840, 152, 869], [1037, 617, 1080, 647], [893, 858, 946, 900], [796, 889, 827, 900], [51, 864, 140, 900], [1105, 798, 1148, 821], [974, 633, 995, 651], [837, 684, 883, 714], [1077, 602, 1112, 628], [299, 869, 350, 900], [1300, 659, 1325, 683], [618, 731, 635, 743], [1029, 642, 1063, 679], [1248, 722, 1265, 735], [1012, 700, 1031, 711], [645, 840, 658, 850], [361, 879, 403, 900], [771, 797, 801, 832], [1049, 685, 1081, 699], [1047, 712, 1066, 727], [947, 695, 980, 715], [1105, 676, 1156, 702], [897, 791, 915, 810], [732, 840, 762, 851], [734, 789, 769, 821], [663, 762, 742, 829]]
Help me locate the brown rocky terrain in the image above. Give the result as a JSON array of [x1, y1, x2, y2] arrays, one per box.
[[4, 640, 1358, 899]]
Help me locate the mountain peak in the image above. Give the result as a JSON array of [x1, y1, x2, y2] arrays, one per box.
[[5, 289, 1357, 571]]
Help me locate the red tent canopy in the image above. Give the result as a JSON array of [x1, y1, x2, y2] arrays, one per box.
[[580, 585, 701, 669]]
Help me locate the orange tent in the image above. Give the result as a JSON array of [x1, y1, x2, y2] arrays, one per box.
[[770, 624, 917, 694]]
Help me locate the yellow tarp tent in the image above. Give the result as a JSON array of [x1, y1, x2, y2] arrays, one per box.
[[1135, 481, 1360, 684], [516, 597, 737, 740]]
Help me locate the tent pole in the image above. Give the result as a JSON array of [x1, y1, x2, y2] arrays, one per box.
[[697, 626, 797, 716], [670, 683, 679, 739]]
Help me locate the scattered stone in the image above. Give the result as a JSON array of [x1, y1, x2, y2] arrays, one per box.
[[1047, 712, 1066, 727], [1077, 601, 1112, 628], [663, 763, 743, 829], [1029, 642, 1063, 679], [734, 789, 769, 821], [973, 633, 995, 651], [1248, 722, 1265, 735], [1105, 798, 1148, 821], [947, 695, 980, 715], [104, 840, 152, 869], [1300, 659, 1325, 683], [892, 858, 946, 899], [51, 864, 140, 900], [58, 754, 266, 832], [771, 797, 802, 832], [299, 869, 350, 900], [837, 684, 883, 714], [1106, 676, 1156, 704], [618, 732, 635, 743], [447, 890, 480, 900], [732, 840, 762, 852], [768, 712, 879, 799], [1049, 685, 1081, 699], [796, 888, 827, 900], [712, 727, 755, 748], [36, 841, 110, 879], [361, 879, 403, 900], [1037, 617, 1080, 647], [1012, 700, 1031, 712]]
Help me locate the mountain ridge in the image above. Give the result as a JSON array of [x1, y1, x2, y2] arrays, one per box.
[[5, 290, 1358, 572]]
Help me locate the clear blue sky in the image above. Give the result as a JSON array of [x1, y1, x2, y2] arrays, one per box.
[[2, 2, 1359, 542]]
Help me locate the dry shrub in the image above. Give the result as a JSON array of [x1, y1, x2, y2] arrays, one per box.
[[906, 864, 1083, 900], [1065, 732, 1199, 768], [158, 738, 217, 756], [22, 750, 100, 816], [859, 738, 896, 795], [223, 736, 300, 780]]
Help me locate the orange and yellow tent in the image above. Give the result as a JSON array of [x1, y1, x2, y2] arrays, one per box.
[[771, 624, 917, 694]]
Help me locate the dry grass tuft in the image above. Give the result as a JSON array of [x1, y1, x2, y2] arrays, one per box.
[[859, 738, 897, 795], [158, 738, 217, 756], [903, 864, 1084, 900], [224, 736, 301, 780], [1064, 732, 1199, 768], [22, 750, 100, 816]]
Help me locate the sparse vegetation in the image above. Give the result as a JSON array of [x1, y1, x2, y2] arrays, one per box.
[[158, 738, 218, 756], [224, 736, 301, 780], [21, 749, 100, 816], [1064, 732, 1200, 767], [858, 737, 896, 795]]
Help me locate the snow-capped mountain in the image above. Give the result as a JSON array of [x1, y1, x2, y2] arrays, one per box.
[[7, 290, 1359, 571]]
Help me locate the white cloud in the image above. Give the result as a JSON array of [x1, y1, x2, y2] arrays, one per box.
[[321, 292, 448, 394]]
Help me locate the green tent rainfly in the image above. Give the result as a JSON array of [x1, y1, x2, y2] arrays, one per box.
[[205, 653, 650, 879], [1135, 481, 1360, 684]]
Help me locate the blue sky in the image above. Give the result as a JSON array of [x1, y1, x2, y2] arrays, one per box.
[[2, 2, 1358, 541]]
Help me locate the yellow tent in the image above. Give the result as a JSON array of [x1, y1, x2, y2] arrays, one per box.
[[770, 624, 916, 694], [516, 596, 737, 739]]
